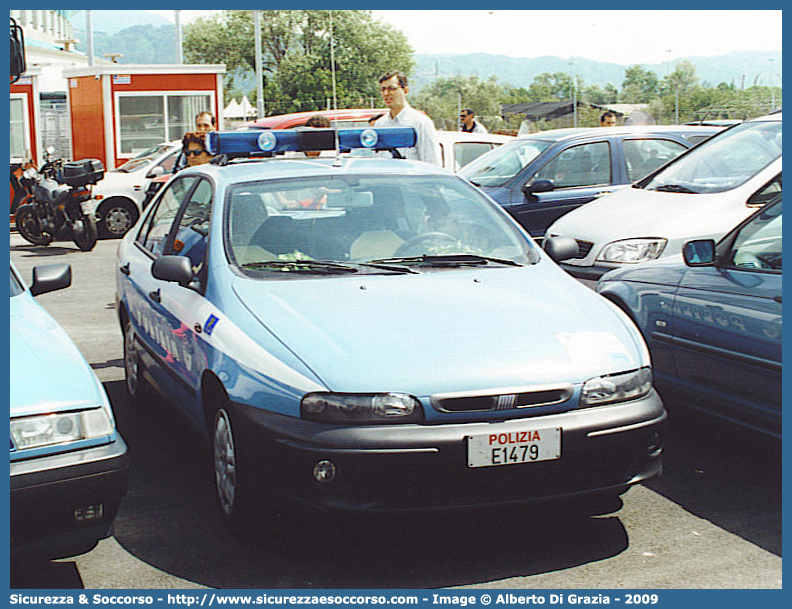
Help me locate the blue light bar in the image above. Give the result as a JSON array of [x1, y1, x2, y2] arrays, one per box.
[[338, 127, 417, 151], [205, 127, 416, 157]]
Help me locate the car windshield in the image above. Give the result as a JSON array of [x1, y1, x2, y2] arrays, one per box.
[[643, 120, 782, 194], [116, 143, 174, 173], [458, 137, 552, 187], [10, 267, 24, 297], [225, 174, 535, 274]]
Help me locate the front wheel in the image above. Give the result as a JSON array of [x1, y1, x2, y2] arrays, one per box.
[[213, 404, 280, 535], [98, 198, 138, 238], [213, 406, 248, 532], [72, 214, 98, 251], [123, 319, 149, 400], [15, 205, 53, 246]]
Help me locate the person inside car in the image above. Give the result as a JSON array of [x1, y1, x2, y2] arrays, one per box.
[[182, 132, 214, 167]]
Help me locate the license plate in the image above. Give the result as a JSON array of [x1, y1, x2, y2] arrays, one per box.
[[467, 427, 561, 468]]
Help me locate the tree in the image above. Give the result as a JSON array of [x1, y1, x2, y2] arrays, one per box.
[[527, 72, 575, 102], [183, 10, 414, 114], [582, 83, 618, 105], [620, 65, 659, 103], [412, 75, 506, 130]]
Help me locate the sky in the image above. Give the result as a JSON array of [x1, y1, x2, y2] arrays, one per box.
[[149, 9, 782, 67]]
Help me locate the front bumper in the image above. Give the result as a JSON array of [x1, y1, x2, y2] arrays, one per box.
[[558, 262, 619, 281], [10, 437, 129, 560], [235, 392, 666, 512]]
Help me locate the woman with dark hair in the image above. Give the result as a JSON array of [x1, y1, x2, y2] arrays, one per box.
[[182, 132, 213, 167]]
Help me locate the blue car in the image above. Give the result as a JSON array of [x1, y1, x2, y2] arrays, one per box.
[[597, 199, 782, 438], [11, 262, 128, 559], [115, 127, 666, 531], [458, 125, 721, 238]]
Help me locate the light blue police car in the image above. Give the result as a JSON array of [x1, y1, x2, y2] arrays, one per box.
[[115, 127, 666, 531], [11, 262, 128, 559]]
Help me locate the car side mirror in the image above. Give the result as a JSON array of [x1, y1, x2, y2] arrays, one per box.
[[683, 239, 716, 267], [146, 165, 165, 179], [30, 263, 72, 296], [152, 255, 196, 288], [543, 236, 579, 262], [523, 179, 556, 197]]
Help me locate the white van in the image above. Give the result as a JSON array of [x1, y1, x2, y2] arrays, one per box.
[[544, 112, 782, 279]]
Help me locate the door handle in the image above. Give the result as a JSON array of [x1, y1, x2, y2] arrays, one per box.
[[149, 289, 161, 303], [119, 263, 130, 276]]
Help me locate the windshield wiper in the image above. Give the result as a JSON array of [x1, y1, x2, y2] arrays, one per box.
[[368, 254, 523, 268], [652, 183, 699, 194], [242, 260, 359, 274], [242, 260, 419, 275]]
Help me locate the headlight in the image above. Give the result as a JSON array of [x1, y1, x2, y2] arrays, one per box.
[[597, 239, 667, 264], [581, 367, 653, 406], [301, 392, 424, 424], [10, 408, 115, 451]]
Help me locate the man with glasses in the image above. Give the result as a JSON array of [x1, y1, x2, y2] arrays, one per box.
[[374, 70, 441, 166], [460, 108, 488, 133]]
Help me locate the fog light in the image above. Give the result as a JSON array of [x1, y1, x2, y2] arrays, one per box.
[[313, 460, 336, 483], [74, 504, 104, 522], [647, 432, 662, 454]]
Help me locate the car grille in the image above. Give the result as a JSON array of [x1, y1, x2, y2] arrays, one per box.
[[432, 385, 573, 413]]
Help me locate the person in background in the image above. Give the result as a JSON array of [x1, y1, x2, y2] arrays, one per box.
[[375, 70, 441, 166], [600, 111, 617, 127], [460, 108, 488, 133], [182, 132, 214, 167], [303, 114, 332, 157], [195, 111, 216, 133]]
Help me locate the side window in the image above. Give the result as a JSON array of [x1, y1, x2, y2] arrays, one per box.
[[454, 142, 497, 171], [157, 151, 180, 174], [168, 179, 214, 273], [533, 141, 610, 189], [727, 201, 782, 272], [137, 177, 197, 257], [624, 138, 688, 182], [747, 175, 782, 208]]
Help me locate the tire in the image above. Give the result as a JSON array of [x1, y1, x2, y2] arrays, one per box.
[[72, 215, 98, 251], [213, 406, 251, 533], [212, 403, 282, 535], [99, 198, 139, 238], [123, 319, 149, 400], [15, 205, 53, 246]]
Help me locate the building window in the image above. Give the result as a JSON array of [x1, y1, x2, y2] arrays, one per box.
[[116, 92, 213, 156], [10, 96, 30, 162]]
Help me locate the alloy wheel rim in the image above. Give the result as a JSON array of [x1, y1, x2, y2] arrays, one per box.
[[107, 208, 132, 234], [214, 410, 237, 515], [124, 325, 138, 395]]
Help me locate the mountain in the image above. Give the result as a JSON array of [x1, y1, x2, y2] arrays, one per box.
[[412, 50, 783, 91], [65, 14, 782, 94], [69, 10, 171, 36]]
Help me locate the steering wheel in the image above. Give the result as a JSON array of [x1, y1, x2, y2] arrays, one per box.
[[393, 232, 458, 257]]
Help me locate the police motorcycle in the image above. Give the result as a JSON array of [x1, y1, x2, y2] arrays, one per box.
[[15, 148, 104, 251]]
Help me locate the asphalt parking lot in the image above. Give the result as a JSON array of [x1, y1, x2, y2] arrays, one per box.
[[9, 234, 782, 590]]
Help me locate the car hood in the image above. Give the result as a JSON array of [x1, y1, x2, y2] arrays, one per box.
[[231, 266, 646, 396], [9, 295, 105, 418], [548, 186, 755, 244]]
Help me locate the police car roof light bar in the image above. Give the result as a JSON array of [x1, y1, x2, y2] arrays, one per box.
[[205, 127, 416, 157]]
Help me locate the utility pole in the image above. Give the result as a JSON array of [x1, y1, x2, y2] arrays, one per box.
[[85, 10, 93, 66], [174, 10, 183, 64], [254, 11, 264, 119]]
